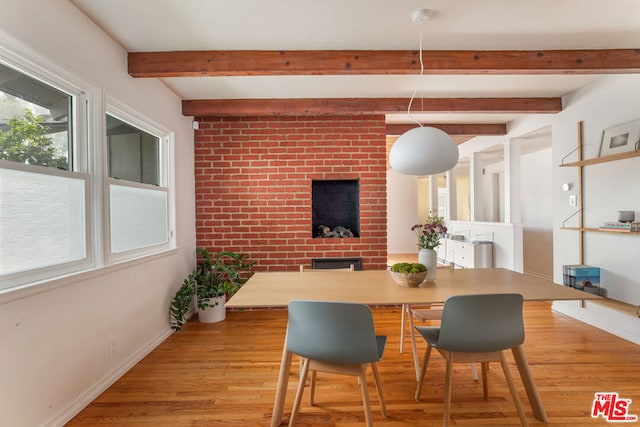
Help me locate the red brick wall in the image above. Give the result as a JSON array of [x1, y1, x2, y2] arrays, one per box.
[[194, 115, 388, 271]]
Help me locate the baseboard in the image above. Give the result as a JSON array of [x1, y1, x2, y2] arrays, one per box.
[[43, 327, 174, 427], [552, 299, 640, 345]]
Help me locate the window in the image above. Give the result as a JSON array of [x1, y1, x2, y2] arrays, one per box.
[[0, 60, 89, 290], [105, 109, 171, 259], [0, 62, 73, 170], [107, 114, 159, 185], [0, 43, 175, 294]]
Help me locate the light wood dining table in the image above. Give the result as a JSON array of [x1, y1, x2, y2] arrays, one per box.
[[225, 268, 600, 426]]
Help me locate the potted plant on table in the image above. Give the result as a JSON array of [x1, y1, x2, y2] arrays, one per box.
[[170, 248, 254, 330], [389, 262, 428, 287], [412, 213, 448, 282]]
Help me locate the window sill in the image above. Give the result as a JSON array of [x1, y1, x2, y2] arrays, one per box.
[[0, 248, 179, 306]]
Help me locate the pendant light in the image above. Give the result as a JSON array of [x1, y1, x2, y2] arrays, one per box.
[[389, 9, 459, 176]]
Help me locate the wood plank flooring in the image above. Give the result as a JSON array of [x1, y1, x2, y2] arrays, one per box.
[[66, 302, 640, 426]]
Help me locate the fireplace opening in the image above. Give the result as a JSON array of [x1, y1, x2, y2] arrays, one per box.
[[312, 257, 363, 270], [311, 179, 360, 238]]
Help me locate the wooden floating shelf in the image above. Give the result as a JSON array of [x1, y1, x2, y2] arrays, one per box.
[[560, 150, 640, 167], [561, 227, 640, 234], [589, 298, 640, 318]]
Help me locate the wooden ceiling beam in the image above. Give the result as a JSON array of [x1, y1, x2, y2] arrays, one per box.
[[385, 123, 507, 136], [130, 49, 640, 77], [182, 97, 561, 117]]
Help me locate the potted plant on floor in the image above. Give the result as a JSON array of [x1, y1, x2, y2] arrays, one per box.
[[170, 248, 254, 330]]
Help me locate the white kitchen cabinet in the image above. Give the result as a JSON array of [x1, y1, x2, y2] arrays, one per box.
[[436, 239, 447, 262], [438, 239, 493, 269]]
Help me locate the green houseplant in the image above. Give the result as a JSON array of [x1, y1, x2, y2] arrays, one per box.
[[170, 248, 254, 330]]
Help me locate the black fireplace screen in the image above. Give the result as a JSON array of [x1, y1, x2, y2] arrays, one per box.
[[311, 179, 360, 238]]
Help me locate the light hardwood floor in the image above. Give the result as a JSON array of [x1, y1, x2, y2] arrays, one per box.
[[67, 302, 640, 426]]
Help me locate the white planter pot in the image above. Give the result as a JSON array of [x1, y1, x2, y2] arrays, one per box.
[[198, 295, 226, 323], [418, 248, 438, 282]]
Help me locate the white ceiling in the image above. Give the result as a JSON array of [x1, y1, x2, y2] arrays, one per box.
[[69, 0, 640, 127]]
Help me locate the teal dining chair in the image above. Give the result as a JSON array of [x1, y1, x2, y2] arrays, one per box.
[[414, 293, 529, 427], [286, 300, 387, 426]]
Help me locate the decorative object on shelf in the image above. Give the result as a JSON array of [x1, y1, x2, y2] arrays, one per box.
[[562, 264, 602, 296], [389, 262, 427, 287], [598, 118, 640, 157], [617, 210, 635, 223], [388, 8, 459, 176], [412, 213, 447, 281], [599, 221, 640, 232]]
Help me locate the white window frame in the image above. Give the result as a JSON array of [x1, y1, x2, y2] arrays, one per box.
[[0, 35, 94, 293], [104, 99, 175, 265]]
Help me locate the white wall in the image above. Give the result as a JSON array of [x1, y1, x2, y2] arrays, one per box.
[[521, 148, 553, 280], [456, 173, 471, 220], [0, 1, 196, 426], [481, 162, 504, 222], [387, 169, 419, 253]]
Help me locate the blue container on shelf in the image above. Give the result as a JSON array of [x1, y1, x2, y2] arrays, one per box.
[[563, 264, 601, 295]]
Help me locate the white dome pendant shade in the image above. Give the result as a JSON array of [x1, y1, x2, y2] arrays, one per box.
[[389, 126, 459, 176]]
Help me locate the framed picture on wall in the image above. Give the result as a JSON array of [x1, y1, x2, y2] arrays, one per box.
[[598, 119, 640, 157]]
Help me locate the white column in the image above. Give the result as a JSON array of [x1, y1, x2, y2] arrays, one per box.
[[504, 139, 523, 224], [428, 175, 438, 215], [446, 169, 457, 220], [505, 138, 524, 272], [469, 152, 483, 222]]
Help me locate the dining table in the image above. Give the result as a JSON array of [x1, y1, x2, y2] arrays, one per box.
[[225, 267, 600, 426]]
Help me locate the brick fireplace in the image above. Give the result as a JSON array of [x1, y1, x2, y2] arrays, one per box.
[[193, 114, 388, 271]]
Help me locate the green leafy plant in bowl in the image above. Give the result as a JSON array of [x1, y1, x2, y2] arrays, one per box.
[[389, 262, 428, 287]]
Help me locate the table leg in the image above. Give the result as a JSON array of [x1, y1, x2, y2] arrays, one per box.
[[511, 344, 548, 422], [271, 334, 292, 427]]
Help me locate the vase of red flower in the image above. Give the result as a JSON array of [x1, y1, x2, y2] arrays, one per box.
[[412, 214, 447, 282]]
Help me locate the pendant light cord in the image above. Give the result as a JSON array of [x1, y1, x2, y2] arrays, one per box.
[[407, 18, 425, 128]]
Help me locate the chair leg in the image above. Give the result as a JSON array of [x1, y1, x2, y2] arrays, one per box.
[[499, 352, 529, 427], [408, 310, 420, 381], [415, 344, 432, 401], [289, 358, 310, 427], [309, 370, 317, 405], [357, 365, 374, 427], [443, 354, 453, 427], [471, 362, 479, 381], [481, 362, 489, 399], [370, 362, 387, 418]]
